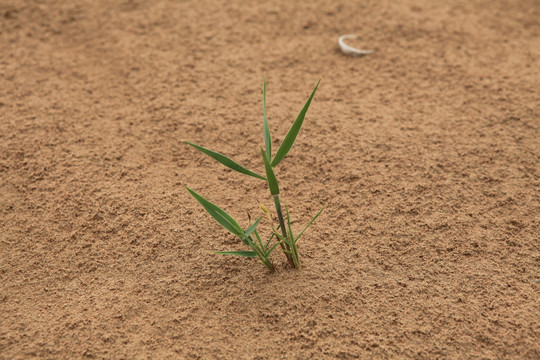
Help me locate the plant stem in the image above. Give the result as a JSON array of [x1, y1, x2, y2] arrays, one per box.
[[261, 258, 275, 272], [290, 238, 301, 269], [247, 236, 275, 272], [273, 195, 296, 267]]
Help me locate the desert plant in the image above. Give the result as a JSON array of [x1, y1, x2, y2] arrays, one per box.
[[185, 78, 324, 271]]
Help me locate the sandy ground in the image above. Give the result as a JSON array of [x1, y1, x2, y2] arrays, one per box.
[[1, 0, 539, 359]]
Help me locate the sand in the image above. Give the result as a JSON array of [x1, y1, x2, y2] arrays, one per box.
[[1, 0, 539, 358]]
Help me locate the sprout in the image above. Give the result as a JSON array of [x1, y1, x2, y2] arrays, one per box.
[[185, 78, 324, 271]]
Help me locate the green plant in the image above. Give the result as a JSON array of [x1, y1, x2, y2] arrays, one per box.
[[185, 78, 324, 271]]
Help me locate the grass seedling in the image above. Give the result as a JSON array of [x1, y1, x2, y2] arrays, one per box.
[[185, 78, 324, 271], [185, 187, 277, 272]]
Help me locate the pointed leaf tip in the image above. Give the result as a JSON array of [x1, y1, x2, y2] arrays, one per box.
[[185, 141, 266, 181], [271, 80, 320, 167], [185, 186, 245, 238], [263, 78, 272, 160], [294, 204, 325, 244]]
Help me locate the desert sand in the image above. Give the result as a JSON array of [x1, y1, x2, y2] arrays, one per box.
[[1, 0, 539, 358]]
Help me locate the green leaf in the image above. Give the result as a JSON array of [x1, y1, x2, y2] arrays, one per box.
[[295, 205, 326, 244], [271, 80, 320, 167], [244, 217, 261, 238], [265, 241, 281, 256], [285, 203, 294, 242], [273, 229, 290, 246], [254, 230, 265, 251], [264, 225, 280, 248], [185, 141, 266, 181], [214, 251, 258, 257], [263, 77, 272, 160], [185, 187, 244, 238], [261, 147, 280, 195]]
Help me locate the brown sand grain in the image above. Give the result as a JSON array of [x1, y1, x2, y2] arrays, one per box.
[[1, 0, 539, 358]]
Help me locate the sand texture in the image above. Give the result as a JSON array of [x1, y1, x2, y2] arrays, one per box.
[[1, 0, 539, 359]]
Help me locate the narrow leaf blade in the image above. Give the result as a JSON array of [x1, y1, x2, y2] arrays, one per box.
[[254, 230, 265, 251], [265, 241, 281, 256], [263, 77, 272, 160], [214, 251, 258, 257], [264, 224, 280, 248], [261, 147, 280, 195], [271, 80, 320, 167], [244, 217, 261, 238], [185, 187, 244, 237], [295, 205, 326, 244], [185, 141, 266, 181], [285, 203, 294, 242]]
